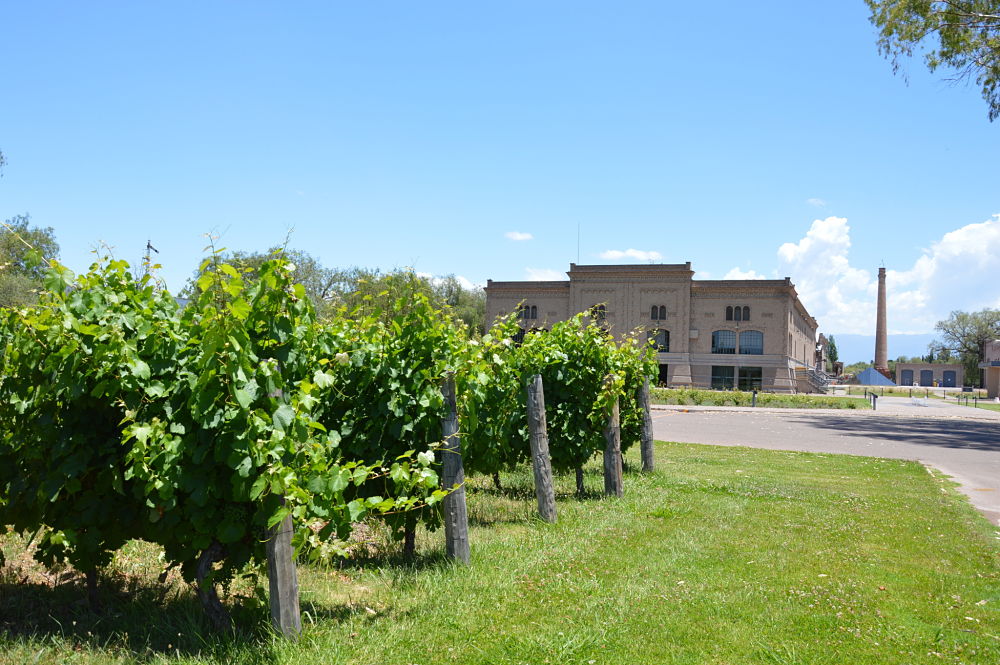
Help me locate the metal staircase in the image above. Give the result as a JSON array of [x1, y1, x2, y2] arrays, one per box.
[[794, 366, 832, 393]]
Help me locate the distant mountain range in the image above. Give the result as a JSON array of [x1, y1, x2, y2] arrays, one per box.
[[827, 333, 938, 366]]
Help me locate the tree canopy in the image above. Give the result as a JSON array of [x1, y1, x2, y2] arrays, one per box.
[[182, 247, 486, 334], [930, 308, 1000, 382], [1, 215, 61, 308], [866, 1, 1000, 121]]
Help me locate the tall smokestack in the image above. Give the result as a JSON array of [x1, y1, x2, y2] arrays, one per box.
[[874, 267, 888, 371]]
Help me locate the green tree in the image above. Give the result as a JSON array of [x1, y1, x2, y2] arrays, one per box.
[[184, 248, 486, 334], [827, 335, 839, 363], [1, 214, 61, 307], [181, 246, 354, 318], [844, 360, 873, 377], [930, 308, 1000, 384], [866, 1, 1000, 120], [429, 274, 486, 335]]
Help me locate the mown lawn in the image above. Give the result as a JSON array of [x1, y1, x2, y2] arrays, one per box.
[[958, 402, 1000, 413], [652, 387, 871, 409], [2, 443, 998, 665]]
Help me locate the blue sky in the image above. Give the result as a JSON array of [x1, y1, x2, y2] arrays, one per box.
[[2, 2, 998, 362]]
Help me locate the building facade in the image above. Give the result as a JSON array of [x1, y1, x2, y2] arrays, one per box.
[[894, 363, 965, 388], [981, 340, 1000, 399], [485, 263, 823, 393]]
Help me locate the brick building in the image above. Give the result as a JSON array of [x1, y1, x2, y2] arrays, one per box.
[[981, 340, 1000, 398], [484, 263, 824, 393], [894, 363, 965, 388]]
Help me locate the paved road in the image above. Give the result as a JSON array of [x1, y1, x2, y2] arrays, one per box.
[[651, 397, 1000, 525]]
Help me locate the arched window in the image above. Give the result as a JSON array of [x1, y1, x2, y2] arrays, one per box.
[[742, 306, 750, 321], [711, 330, 737, 354], [530, 305, 538, 320], [734, 306, 743, 322], [517, 304, 528, 320], [590, 304, 607, 322], [739, 330, 764, 355], [659, 305, 666, 320], [651, 305, 658, 320], [726, 306, 733, 321], [647, 329, 669, 352]]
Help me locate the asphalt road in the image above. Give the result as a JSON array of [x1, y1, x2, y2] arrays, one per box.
[[651, 398, 1000, 525]]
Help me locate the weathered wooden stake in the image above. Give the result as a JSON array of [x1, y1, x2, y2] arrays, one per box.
[[526, 374, 558, 522], [603, 389, 624, 497], [440, 373, 470, 563], [402, 524, 416, 557], [266, 512, 301, 640], [639, 378, 655, 473], [85, 568, 101, 612], [575, 467, 585, 497]]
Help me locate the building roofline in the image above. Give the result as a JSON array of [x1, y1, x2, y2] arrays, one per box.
[[485, 279, 569, 290], [692, 279, 791, 287], [484, 264, 819, 331], [567, 262, 692, 275]]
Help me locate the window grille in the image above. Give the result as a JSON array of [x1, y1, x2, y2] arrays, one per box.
[[711, 330, 736, 354], [711, 365, 735, 390], [738, 367, 763, 390], [739, 330, 764, 355]]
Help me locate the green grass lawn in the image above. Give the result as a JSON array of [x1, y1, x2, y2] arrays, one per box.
[[958, 401, 1000, 412], [844, 387, 989, 400], [652, 387, 871, 409], [3, 443, 998, 665]]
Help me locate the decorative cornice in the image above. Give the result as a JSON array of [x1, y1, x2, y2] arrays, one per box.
[[486, 280, 569, 290], [568, 262, 692, 274]]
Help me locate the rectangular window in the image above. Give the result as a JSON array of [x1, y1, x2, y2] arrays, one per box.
[[711, 365, 735, 390], [738, 367, 763, 390]]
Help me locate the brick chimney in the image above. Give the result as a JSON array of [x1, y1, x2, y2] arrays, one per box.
[[874, 267, 889, 373]]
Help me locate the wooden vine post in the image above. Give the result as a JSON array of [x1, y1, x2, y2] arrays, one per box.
[[526, 374, 558, 522], [440, 372, 470, 563], [266, 379, 301, 639], [266, 509, 302, 639], [639, 377, 655, 472], [603, 375, 624, 497]]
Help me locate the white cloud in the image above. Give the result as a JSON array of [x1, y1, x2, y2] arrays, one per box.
[[599, 248, 662, 261], [524, 267, 566, 281], [776, 214, 1000, 335], [505, 231, 533, 241], [453, 275, 477, 290], [416, 272, 481, 290], [806, 197, 827, 207], [723, 267, 767, 280]]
